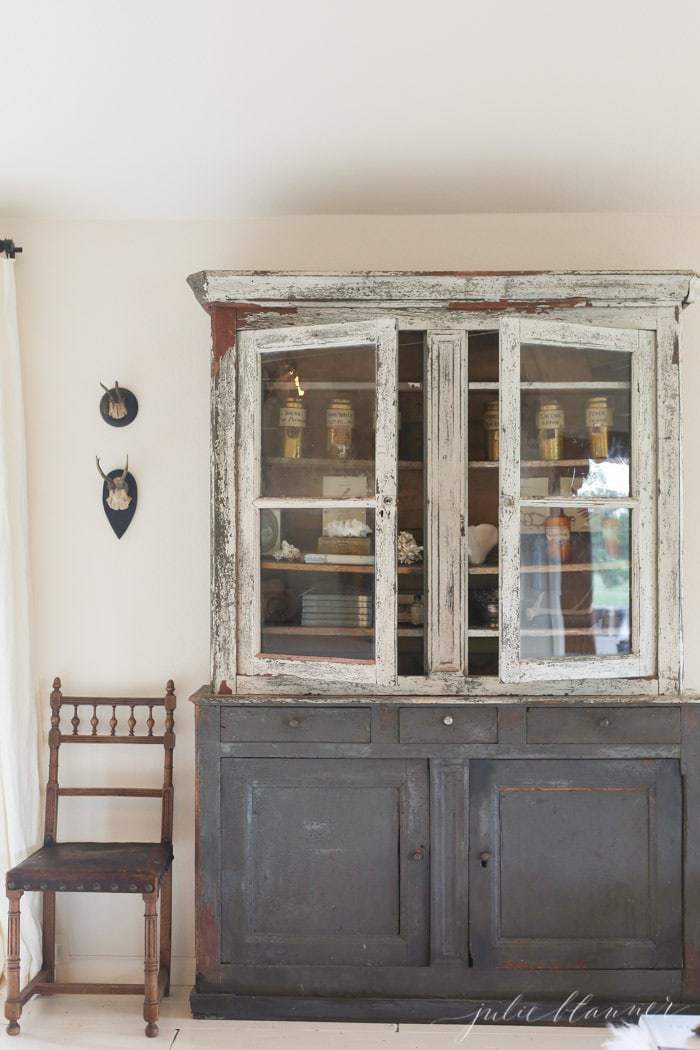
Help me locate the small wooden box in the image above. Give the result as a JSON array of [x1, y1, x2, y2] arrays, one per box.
[[318, 536, 371, 556]]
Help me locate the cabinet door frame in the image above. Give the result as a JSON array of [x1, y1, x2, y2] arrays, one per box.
[[469, 758, 682, 971], [499, 317, 657, 683], [237, 318, 399, 685], [219, 757, 430, 967]]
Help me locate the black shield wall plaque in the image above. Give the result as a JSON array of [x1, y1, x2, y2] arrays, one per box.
[[101, 470, 137, 539]]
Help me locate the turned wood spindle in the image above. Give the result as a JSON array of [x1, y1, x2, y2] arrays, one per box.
[[128, 704, 136, 737], [71, 704, 80, 736], [146, 705, 155, 737], [109, 703, 118, 736], [90, 704, 99, 736]]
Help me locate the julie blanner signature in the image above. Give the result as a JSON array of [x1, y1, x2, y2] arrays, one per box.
[[433, 992, 685, 1041]]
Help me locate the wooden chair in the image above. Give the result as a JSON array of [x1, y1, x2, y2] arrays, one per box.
[[4, 678, 175, 1038]]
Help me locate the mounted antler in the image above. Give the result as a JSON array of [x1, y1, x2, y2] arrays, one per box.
[[100, 381, 128, 420], [96, 455, 132, 512], [96, 456, 114, 489]]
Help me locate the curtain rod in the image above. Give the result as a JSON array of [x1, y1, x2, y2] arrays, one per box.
[[0, 240, 23, 259]]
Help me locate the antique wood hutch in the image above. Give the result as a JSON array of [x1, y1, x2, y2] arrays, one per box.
[[188, 270, 699, 1024]]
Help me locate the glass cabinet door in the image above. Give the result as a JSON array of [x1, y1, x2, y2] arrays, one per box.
[[236, 319, 398, 684], [499, 318, 656, 682]]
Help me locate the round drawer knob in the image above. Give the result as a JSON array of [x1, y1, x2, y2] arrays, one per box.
[[599, 717, 612, 728], [288, 717, 301, 728], [411, 846, 425, 861], [442, 715, 454, 726]]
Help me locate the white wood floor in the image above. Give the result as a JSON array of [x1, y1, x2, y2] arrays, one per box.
[[0, 986, 641, 1049]]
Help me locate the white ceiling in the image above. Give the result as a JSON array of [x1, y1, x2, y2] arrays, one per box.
[[3, 0, 700, 219]]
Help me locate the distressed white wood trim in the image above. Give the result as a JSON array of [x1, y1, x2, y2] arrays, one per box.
[[188, 271, 696, 309], [498, 317, 657, 684], [517, 317, 641, 351], [236, 331, 261, 677], [498, 317, 522, 683], [374, 317, 399, 686], [425, 330, 467, 676], [520, 497, 638, 509], [656, 309, 682, 693], [230, 672, 660, 698], [230, 306, 663, 332], [237, 318, 399, 686], [211, 348, 237, 691], [631, 331, 657, 674]]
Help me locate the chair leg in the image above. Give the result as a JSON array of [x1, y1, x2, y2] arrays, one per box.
[[142, 890, 160, 1038], [159, 869, 172, 997], [42, 891, 56, 984], [5, 890, 23, 1035]]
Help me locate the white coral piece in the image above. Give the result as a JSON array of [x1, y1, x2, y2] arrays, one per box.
[[467, 524, 499, 566], [324, 518, 371, 538], [398, 531, 423, 565], [272, 540, 302, 562]]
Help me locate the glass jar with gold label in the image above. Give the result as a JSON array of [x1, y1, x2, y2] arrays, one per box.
[[586, 396, 612, 460], [326, 397, 355, 460], [279, 396, 306, 459], [483, 400, 500, 461], [536, 400, 565, 461]]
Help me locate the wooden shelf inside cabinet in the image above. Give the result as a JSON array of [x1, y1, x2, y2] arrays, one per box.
[[521, 560, 629, 574], [520, 381, 631, 391], [467, 381, 631, 392], [265, 381, 423, 392], [520, 627, 628, 637], [264, 458, 423, 470], [261, 560, 423, 575], [261, 625, 424, 638], [469, 561, 628, 575], [468, 459, 624, 469]]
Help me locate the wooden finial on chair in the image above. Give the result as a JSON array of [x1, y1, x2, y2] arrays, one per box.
[[51, 677, 62, 695], [165, 680, 175, 696]]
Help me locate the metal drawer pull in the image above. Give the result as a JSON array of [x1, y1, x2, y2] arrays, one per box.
[[479, 851, 491, 868], [288, 717, 302, 729], [411, 846, 425, 861], [442, 715, 454, 726], [598, 717, 612, 728]]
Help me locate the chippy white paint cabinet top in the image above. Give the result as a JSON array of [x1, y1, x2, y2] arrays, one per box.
[[188, 270, 697, 701]]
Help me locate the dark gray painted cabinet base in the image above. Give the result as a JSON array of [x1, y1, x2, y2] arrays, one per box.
[[192, 699, 700, 1026]]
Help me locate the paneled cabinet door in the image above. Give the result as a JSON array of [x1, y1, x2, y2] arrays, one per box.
[[220, 758, 429, 966], [469, 759, 682, 970]]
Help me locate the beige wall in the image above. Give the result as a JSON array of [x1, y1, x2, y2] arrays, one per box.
[[3, 213, 699, 980]]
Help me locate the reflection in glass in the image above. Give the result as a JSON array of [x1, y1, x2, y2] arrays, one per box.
[[397, 332, 425, 676], [261, 345, 376, 498], [519, 507, 631, 661], [260, 508, 376, 662], [520, 342, 631, 499]]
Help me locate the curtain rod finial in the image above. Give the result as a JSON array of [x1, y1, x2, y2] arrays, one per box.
[[0, 240, 23, 259]]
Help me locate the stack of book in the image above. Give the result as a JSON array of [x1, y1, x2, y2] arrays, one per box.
[[301, 591, 373, 628]]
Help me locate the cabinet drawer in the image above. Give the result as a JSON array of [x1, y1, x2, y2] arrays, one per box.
[[220, 706, 371, 743], [399, 707, 497, 744], [526, 706, 681, 744]]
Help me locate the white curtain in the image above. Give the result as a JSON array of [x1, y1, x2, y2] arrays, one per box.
[[0, 256, 42, 982]]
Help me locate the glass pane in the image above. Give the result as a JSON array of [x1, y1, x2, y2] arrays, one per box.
[[397, 332, 425, 675], [260, 508, 375, 662], [468, 332, 500, 675], [520, 345, 631, 499], [261, 345, 376, 499], [519, 506, 631, 661]]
